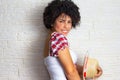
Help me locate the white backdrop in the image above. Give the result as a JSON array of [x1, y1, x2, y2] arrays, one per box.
[[0, 0, 120, 80]]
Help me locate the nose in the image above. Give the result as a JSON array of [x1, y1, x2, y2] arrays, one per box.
[[64, 22, 69, 29]]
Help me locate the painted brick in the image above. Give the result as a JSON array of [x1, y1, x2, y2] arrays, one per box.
[[0, 0, 120, 80]]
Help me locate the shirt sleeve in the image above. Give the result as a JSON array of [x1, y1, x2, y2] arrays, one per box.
[[50, 32, 68, 57]]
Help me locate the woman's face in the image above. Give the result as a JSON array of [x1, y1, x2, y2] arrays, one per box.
[[52, 13, 72, 36]]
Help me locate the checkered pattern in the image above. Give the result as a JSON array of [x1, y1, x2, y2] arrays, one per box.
[[50, 32, 68, 57]]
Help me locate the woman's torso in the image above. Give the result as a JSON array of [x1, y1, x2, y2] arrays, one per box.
[[44, 32, 77, 80]]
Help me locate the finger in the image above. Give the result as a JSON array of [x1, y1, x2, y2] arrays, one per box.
[[95, 70, 102, 77], [95, 66, 103, 77]]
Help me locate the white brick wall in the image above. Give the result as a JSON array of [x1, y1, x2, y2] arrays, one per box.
[[0, 0, 120, 80]]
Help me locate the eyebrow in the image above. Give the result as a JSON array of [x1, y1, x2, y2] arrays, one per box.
[[58, 18, 72, 22], [57, 14, 72, 21]]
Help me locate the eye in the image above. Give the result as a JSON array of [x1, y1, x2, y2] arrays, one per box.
[[59, 20, 65, 23], [68, 20, 72, 23]]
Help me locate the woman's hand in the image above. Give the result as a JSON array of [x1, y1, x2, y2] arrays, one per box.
[[94, 66, 103, 78]]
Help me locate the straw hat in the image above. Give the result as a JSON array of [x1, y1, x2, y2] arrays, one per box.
[[83, 56, 99, 80]]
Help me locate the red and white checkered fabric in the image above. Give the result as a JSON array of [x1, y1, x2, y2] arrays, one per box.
[[50, 32, 68, 57]]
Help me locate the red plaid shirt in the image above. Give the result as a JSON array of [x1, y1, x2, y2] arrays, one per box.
[[50, 32, 68, 57]]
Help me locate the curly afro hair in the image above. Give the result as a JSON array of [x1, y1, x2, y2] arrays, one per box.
[[43, 0, 81, 29]]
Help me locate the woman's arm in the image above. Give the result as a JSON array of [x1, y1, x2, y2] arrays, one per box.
[[58, 47, 81, 80], [75, 64, 83, 76]]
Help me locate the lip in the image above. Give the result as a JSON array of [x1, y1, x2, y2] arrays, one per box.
[[62, 30, 68, 35]]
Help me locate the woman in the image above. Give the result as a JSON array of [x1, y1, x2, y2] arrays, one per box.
[[43, 0, 102, 80]]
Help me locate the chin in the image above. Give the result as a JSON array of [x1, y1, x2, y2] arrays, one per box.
[[60, 33, 66, 36], [59, 32, 68, 36]]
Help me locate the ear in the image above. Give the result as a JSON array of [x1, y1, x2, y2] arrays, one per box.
[[51, 25, 55, 31], [51, 24, 53, 27]]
